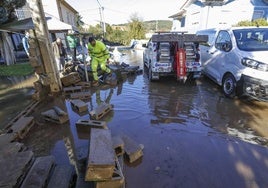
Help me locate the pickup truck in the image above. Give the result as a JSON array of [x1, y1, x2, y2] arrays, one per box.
[[143, 32, 208, 82]]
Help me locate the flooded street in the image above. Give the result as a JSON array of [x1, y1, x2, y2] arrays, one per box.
[[0, 75, 37, 129], [20, 49, 268, 188]]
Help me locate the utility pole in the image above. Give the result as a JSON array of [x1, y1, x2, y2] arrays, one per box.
[[27, 0, 62, 94], [96, 0, 106, 38]]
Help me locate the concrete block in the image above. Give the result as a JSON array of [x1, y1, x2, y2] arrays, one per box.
[[95, 157, 125, 188], [8, 116, 35, 140], [0, 142, 25, 156], [112, 136, 124, 156], [41, 109, 69, 124], [0, 133, 16, 146], [70, 91, 91, 100], [63, 86, 83, 95], [21, 155, 55, 188], [47, 165, 76, 188], [61, 72, 81, 87], [70, 99, 88, 113], [89, 103, 113, 120], [122, 136, 143, 163], [75, 81, 91, 90], [85, 128, 115, 181], [4, 101, 39, 130], [76, 119, 107, 129], [0, 151, 34, 188]]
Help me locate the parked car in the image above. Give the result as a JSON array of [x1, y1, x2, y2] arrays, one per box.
[[196, 27, 268, 101]]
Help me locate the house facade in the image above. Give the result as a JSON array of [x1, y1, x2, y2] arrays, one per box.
[[170, 0, 268, 33], [0, 0, 78, 64]]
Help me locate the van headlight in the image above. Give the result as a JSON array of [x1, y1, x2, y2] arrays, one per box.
[[241, 58, 268, 72]]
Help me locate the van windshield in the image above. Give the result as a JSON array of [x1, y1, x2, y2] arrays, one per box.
[[233, 28, 268, 51]]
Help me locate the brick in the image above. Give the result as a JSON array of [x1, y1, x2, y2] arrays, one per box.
[[122, 135, 143, 163], [70, 99, 88, 113], [85, 128, 115, 181], [9, 116, 35, 140], [89, 103, 113, 120], [70, 91, 91, 100], [21, 155, 55, 188]]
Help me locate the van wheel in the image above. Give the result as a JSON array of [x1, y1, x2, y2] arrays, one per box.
[[222, 74, 236, 98]]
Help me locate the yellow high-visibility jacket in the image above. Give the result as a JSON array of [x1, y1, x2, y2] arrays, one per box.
[[88, 40, 110, 60]]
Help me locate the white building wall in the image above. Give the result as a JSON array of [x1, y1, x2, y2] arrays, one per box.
[[60, 5, 76, 27], [42, 0, 60, 19], [176, 0, 256, 33]]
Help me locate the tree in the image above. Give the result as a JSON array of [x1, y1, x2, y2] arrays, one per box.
[[76, 13, 85, 30], [0, 0, 26, 24], [127, 13, 145, 43], [235, 18, 268, 26]]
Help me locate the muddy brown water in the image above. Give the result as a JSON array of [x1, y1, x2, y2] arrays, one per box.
[[4, 49, 268, 187]]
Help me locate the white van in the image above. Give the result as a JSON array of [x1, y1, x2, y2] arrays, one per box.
[[196, 27, 268, 101]]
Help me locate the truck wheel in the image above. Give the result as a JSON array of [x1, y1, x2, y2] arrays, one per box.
[[222, 73, 236, 98]]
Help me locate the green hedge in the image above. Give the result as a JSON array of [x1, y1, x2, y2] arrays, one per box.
[[0, 63, 34, 76]]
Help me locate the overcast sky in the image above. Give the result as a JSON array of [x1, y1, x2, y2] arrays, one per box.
[[66, 0, 182, 25]]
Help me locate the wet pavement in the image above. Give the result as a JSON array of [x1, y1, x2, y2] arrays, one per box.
[[6, 49, 268, 187]]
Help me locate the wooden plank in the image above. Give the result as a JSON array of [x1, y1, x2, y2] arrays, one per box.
[[47, 165, 76, 188], [20, 155, 55, 188], [85, 128, 115, 181], [0, 151, 34, 188]]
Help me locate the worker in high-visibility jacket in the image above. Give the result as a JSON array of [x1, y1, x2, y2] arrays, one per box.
[[88, 37, 111, 86]]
